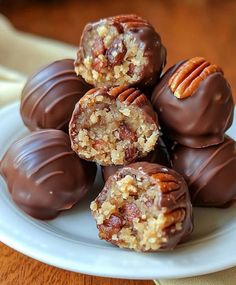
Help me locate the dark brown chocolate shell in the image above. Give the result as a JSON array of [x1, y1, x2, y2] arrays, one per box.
[[0, 129, 96, 219], [152, 57, 234, 148], [171, 136, 236, 207], [20, 59, 91, 132]]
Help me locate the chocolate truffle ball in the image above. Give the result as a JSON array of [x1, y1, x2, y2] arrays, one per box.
[[152, 57, 234, 148], [0, 130, 96, 219], [20, 59, 91, 132], [171, 136, 236, 207], [102, 137, 170, 181], [91, 162, 193, 252], [75, 14, 166, 90], [69, 86, 160, 166]]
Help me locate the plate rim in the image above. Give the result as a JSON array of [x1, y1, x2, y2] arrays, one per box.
[[0, 102, 236, 280]]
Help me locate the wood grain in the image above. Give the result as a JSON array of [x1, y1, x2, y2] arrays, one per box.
[[0, 1, 235, 284], [0, 0, 236, 100], [0, 243, 152, 285]]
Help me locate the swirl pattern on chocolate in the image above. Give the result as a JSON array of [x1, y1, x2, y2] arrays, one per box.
[[0, 130, 96, 219], [171, 136, 236, 207], [20, 59, 91, 132]]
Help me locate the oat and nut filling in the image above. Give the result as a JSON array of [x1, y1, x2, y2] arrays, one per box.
[[75, 24, 147, 86], [71, 95, 158, 165], [91, 173, 184, 252]]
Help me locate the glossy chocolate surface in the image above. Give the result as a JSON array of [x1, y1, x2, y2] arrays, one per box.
[[20, 59, 91, 132], [171, 136, 236, 207], [0, 130, 96, 219], [75, 14, 166, 89], [96, 162, 193, 250], [152, 59, 234, 148], [102, 137, 170, 181]]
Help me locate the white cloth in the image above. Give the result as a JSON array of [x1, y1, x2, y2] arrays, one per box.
[[0, 14, 235, 285]]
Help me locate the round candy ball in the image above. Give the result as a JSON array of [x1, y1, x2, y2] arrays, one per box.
[[20, 59, 91, 132], [75, 14, 166, 91], [152, 57, 234, 148], [171, 136, 236, 207], [91, 162, 193, 252], [0, 129, 97, 219]]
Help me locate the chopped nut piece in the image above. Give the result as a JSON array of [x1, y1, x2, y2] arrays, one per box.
[[90, 162, 193, 252]]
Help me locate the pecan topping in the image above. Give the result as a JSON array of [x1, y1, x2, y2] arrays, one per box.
[[112, 14, 149, 30], [168, 57, 223, 99], [164, 209, 185, 228], [151, 173, 180, 192], [109, 86, 147, 106]]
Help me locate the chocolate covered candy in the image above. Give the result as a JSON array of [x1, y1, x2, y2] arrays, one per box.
[[20, 59, 91, 132], [152, 57, 234, 148], [0, 130, 96, 219], [102, 137, 170, 181], [69, 86, 160, 166], [91, 162, 193, 252], [75, 14, 166, 90], [171, 136, 236, 207]]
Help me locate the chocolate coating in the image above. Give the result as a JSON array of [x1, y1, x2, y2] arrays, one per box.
[[20, 59, 91, 132], [171, 136, 236, 207], [102, 137, 170, 181], [75, 14, 166, 90], [0, 130, 96, 219], [91, 162, 193, 251], [69, 86, 160, 165], [152, 58, 234, 148]]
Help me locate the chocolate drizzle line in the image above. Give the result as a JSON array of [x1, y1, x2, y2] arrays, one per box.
[[192, 157, 236, 201], [28, 78, 81, 120], [188, 139, 234, 187], [21, 70, 76, 109]]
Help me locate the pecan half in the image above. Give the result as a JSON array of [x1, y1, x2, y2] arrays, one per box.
[[164, 209, 185, 228], [111, 14, 149, 30], [109, 86, 147, 106], [168, 57, 223, 99], [151, 173, 180, 193]]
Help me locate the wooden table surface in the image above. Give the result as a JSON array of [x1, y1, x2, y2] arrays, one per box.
[[0, 1, 235, 284]]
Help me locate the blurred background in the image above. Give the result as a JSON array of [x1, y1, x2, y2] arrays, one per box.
[[0, 1, 235, 284], [0, 0, 236, 96]]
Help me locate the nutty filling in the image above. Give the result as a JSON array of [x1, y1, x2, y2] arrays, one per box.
[[75, 23, 147, 86], [91, 173, 184, 251], [72, 95, 158, 165]]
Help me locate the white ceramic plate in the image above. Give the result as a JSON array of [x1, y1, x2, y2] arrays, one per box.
[[0, 102, 235, 280]]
